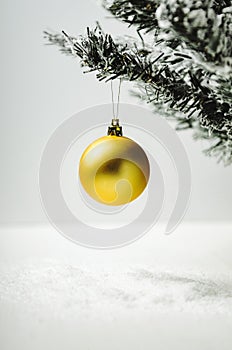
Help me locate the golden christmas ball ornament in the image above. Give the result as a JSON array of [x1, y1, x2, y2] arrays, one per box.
[[79, 119, 150, 206]]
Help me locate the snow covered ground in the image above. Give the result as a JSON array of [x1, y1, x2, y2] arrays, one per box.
[[0, 222, 232, 350]]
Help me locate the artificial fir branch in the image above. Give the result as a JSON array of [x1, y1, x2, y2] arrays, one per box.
[[44, 31, 74, 56], [103, 0, 232, 69], [44, 0, 232, 164], [44, 27, 232, 164]]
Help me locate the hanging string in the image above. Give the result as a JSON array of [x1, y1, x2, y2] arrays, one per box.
[[111, 79, 122, 120]]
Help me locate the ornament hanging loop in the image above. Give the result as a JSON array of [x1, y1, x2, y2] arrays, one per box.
[[110, 78, 122, 120], [108, 79, 123, 136]]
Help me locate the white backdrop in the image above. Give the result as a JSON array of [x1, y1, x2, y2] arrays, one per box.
[[1, 3, 232, 350], [0, 0, 232, 223]]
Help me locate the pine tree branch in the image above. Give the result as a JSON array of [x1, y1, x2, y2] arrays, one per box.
[[43, 31, 74, 56], [133, 85, 232, 165], [103, 0, 232, 70], [44, 28, 232, 164]]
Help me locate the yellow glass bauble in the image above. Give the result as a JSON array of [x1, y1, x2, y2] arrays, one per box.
[[79, 124, 150, 206]]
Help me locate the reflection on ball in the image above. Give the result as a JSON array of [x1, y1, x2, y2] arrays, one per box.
[[79, 135, 150, 206]]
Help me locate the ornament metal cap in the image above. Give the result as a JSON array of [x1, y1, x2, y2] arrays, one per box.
[[107, 118, 123, 136]]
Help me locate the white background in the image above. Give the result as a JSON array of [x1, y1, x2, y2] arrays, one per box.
[[0, 2, 232, 350], [0, 0, 232, 224]]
